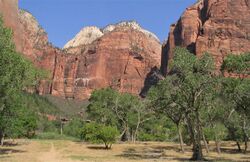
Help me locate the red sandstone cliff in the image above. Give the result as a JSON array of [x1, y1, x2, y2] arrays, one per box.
[[0, 0, 23, 52], [52, 22, 161, 99], [0, 1, 161, 100], [161, 0, 250, 75], [4, 0, 249, 100]]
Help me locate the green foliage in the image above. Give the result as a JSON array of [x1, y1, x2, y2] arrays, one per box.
[[38, 118, 60, 133], [35, 132, 76, 140], [148, 47, 217, 159], [64, 118, 84, 138], [203, 123, 228, 142], [87, 88, 152, 142], [97, 126, 119, 149], [0, 17, 44, 142], [87, 88, 119, 127], [138, 133, 155, 141], [221, 53, 250, 74], [22, 93, 61, 115], [138, 116, 173, 142], [80, 123, 101, 142], [81, 123, 118, 149]]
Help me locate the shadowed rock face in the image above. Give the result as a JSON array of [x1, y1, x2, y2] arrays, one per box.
[[161, 0, 250, 75], [0, 1, 161, 100]]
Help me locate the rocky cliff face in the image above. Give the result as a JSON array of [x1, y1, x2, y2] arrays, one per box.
[[161, 0, 250, 75], [55, 22, 161, 99], [0, 1, 161, 100], [6, 0, 249, 100], [0, 0, 23, 52]]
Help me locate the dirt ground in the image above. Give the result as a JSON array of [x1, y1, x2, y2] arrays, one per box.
[[0, 139, 249, 162]]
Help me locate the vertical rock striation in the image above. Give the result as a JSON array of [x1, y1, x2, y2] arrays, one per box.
[[161, 0, 250, 75]]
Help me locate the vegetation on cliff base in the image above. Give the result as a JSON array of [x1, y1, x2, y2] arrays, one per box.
[[0, 17, 44, 145]]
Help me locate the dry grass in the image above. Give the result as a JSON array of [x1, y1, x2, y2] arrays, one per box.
[[0, 139, 249, 162]]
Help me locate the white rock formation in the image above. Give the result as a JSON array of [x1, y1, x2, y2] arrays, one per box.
[[64, 26, 103, 49], [64, 21, 160, 49]]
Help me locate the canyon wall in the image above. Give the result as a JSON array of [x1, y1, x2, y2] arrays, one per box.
[[52, 22, 161, 99], [2, 0, 249, 100], [161, 0, 250, 75], [0, 1, 161, 100]]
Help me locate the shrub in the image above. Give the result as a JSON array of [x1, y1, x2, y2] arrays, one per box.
[[35, 132, 75, 140], [80, 123, 100, 142], [97, 126, 119, 149], [64, 118, 83, 138], [138, 133, 155, 141], [81, 123, 118, 149]]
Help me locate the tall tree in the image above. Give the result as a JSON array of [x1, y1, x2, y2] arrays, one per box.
[[87, 88, 152, 142], [0, 18, 40, 145], [221, 53, 250, 153], [148, 77, 185, 152], [149, 48, 216, 160]]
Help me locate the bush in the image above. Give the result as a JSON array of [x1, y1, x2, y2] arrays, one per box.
[[81, 123, 118, 149], [35, 132, 75, 140], [80, 123, 100, 142], [138, 133, 155, 141], [97, 126, 119, 149], [38, 118, 60, 133], [64, 118, 83, 138]]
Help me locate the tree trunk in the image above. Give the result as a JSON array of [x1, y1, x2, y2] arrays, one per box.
[[243, 119, 249, 154], [177, 124, 185, 153], [0, 131, 4, 146], [121, 125, 130, 142], [191, 131, 203, 160], [60, 119, 63, 135], [190, 111, 204, 161], [236, 141, 241, 152], [202, 133, 209, 153], [244, 136, 248, 153], [104, 143, 109, 149], [131, 131, 134, 143], [215, 136, 221, 154]]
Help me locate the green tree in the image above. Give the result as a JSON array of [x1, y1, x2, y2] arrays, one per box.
[[97, 126, 119, 149], [80, 123, 100, 142], [201, 97, 228, 154], [0, 18, 41, 145], [221, 53, 250, 153], [81, 123, 118, 149], [64, 118, 84, 138], [148, 78, 185, 152], [87, 88, 152, 142], [149, 48, 216, 160], [87, 88, 119, 127]]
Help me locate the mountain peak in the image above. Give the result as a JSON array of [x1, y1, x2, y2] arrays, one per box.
[[64, 21, 159, 49], [63, 26, 103, 49]]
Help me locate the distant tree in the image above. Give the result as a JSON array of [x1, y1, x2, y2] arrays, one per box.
[[63, 118, 84, 138], [86, 88, 119, 127], [87, 88, 153, 142]]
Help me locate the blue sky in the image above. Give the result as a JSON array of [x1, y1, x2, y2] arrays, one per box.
[[19, 0, 196, 48]]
